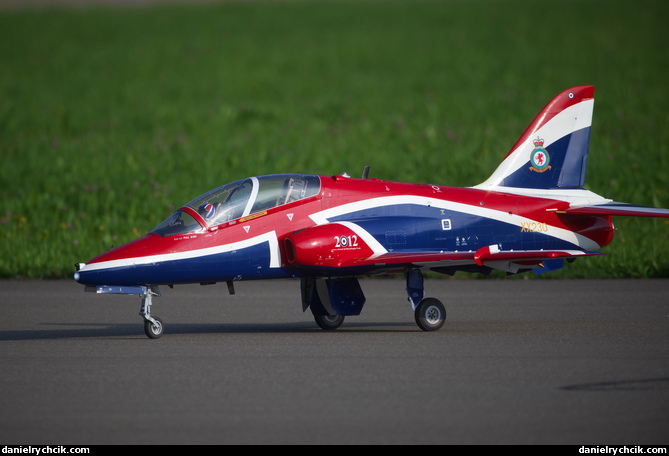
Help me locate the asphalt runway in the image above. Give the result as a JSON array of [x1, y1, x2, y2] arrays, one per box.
[[0, 278, 668, 445]]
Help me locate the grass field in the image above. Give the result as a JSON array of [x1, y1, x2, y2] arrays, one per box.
[[1, 0, 668, 279]]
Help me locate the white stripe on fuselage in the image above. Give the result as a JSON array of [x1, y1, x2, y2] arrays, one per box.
[[80, 230, 281, 273], [310, 194, 601, 251]]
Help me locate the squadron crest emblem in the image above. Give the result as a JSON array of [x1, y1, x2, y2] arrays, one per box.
[[529, 137, 551, 173]]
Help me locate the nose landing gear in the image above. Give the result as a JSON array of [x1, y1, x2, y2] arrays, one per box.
[[139, 287, 164, 339], [82, 285, 165, 339]]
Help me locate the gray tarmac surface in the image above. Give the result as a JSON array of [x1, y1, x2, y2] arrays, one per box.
[[1, 278, 668, 445]]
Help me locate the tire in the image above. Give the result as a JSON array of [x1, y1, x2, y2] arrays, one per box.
[[414, 298, 446, 331], [144, 316, 164, 339], [314, 314, 345, 331]]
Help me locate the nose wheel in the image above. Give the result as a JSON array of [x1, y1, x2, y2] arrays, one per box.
[[144, 316, 164, 339]]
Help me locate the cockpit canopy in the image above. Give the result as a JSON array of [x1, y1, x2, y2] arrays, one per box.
[[151, 174, 321, 237]]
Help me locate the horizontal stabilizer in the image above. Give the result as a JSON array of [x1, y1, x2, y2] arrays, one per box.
[[561, 202, 669, 218]]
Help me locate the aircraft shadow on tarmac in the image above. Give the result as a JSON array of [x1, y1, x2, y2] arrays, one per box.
[[560, 377, 669, 392], [0, 320, 417, 340]]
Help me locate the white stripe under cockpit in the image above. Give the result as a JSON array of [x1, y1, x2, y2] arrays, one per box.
[[79, 230, 281, 273]]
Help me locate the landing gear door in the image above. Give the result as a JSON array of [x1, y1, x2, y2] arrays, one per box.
[[301, 277, 366, 316]]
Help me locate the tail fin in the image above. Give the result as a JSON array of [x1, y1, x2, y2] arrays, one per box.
[[475, 86, 595, 190]]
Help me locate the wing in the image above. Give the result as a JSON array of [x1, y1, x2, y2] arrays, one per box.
[[345, 246, 600, 274]]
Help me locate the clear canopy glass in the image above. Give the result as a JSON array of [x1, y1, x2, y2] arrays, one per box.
[[151, 174, 320, 237]]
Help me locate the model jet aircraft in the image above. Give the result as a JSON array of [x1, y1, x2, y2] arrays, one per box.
[[74, 86, 669, 338]]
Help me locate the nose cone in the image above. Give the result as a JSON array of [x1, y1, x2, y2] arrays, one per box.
[[73, 262, 86, 282], [73, 234, 162, 286]]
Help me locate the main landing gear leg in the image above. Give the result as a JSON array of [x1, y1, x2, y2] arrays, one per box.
[[405, 268, 446, 332], [139, 286, 164, 339]]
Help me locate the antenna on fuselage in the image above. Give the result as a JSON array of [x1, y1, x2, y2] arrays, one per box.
[[362, 165, 370, 179]]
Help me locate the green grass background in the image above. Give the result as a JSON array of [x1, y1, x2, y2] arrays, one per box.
[[1, 0, 668, 279]]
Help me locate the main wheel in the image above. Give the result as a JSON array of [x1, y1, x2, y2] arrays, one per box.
[[414, 298, 446, 331], [314, 314, 345, 330], [144, 316, 164, 339]]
